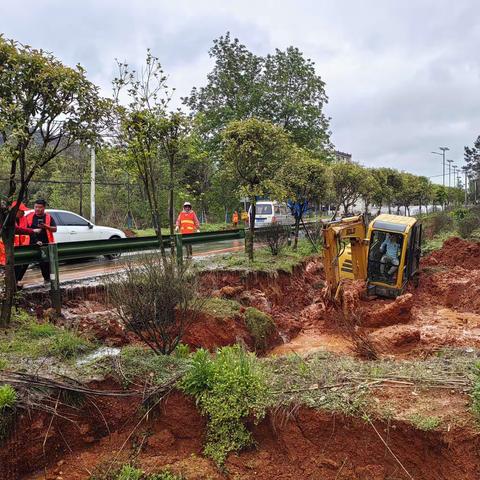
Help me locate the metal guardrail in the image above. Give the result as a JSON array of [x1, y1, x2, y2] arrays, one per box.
[[12, 222, 320, 314]]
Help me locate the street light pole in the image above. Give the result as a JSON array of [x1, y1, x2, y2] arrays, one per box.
[[446, 159, 453, 188]]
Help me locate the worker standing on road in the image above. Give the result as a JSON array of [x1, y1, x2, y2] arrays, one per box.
[[16, 199, 57, 286], [380, 233, 400, 277], [0, 202, 42, 285], [175, 202, 200, 259], [240, 210, 249, 226], [232, 210, 239, 228]]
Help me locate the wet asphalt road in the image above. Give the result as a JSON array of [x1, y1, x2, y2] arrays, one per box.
[[21, 239, 244, 287]]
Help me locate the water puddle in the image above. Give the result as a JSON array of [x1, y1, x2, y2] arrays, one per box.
[[76, 346, 121, 366], [269, 331, 350, 356]]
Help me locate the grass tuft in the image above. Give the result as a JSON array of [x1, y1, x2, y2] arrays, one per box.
[[244, 307, 275, 350]]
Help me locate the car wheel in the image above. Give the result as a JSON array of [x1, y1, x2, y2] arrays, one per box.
[[104, 235, 122, 260]]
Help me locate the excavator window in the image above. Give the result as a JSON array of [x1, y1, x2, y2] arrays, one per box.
[[367, 230, 404, 285]]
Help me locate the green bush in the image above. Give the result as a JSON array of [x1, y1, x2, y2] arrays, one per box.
[[429, 211, 454, 237], [180, 345, 269, 466], [457, 214, 480, 239], [173, 343, 191, 359], [244, 307, 275, 350]]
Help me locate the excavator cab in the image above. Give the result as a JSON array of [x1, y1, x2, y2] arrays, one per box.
[[322, 214, 422, 300], [366, 214, 422, 298]]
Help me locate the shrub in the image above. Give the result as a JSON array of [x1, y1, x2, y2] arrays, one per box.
[[429, 211, 454, 237], [244, 307, 275, 350], [109, 255, 204, 355], [457, 214, 480, 239], [180, 345, 269, 466], [471, 362, 480, 419], [259, 223, 290, 255]]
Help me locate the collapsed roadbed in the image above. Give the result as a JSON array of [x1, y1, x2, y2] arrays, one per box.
[[3, 236, 480, 479]]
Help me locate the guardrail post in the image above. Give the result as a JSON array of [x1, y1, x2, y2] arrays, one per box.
[[48, 243, 62, 315], [175, 234, 183, 267]]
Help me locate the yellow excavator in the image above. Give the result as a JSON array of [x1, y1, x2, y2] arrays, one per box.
[[322, 214, 422, 299]]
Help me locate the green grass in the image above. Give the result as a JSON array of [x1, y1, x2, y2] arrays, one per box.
[[201, 297, 242, 318], [134, 223, 233, 237], [206, 239, 318, 274], [0, 385, 16, 410], [408, 413, 441, 431], [0, 310, 94, 364], [112, 345, 188, 387]]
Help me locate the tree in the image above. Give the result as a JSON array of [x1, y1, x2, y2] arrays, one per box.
[[278, 148, 331, 249], [185, 33, 330, 154], [158, 112, 189, 238], [464, 135, 480, 178], [262, 46, 330, 152], [222, 118, 290, 260], [331, 162, 370, 216], [0, 36, 109, 325], [184, 33, 264, 151], [113, 51, 172, 256]]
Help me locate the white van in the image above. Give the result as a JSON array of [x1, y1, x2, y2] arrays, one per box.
[[249, 201, 294, 228]]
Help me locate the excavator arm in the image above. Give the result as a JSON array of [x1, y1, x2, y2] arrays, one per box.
[[322, 215, 369, 299]]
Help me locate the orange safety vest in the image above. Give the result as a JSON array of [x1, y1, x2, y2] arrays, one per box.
[[25, 212, 55, 244], [232, 212, 239, 223], [0, 217, 31, 265], [178, 211, 197, 235], [15, 216, 30, 247]]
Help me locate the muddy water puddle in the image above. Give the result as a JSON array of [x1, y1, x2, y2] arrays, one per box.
[[269, 330, 350, 356]]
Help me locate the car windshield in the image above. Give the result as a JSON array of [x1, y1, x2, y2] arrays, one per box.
[[367, 230, 403, 285], [256, 204, 272, 215]]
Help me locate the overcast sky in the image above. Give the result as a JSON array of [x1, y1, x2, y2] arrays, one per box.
[[2, 0, 479, 184]]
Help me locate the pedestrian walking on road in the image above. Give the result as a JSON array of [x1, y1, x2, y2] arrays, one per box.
[[175, 202, 200, 259], [15, 199, 57, 286]]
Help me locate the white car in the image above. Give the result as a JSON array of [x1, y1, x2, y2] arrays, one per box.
[[28, 209, 126, 259]]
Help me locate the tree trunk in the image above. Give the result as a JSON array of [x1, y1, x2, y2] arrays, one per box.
[[293, 216, 301, 251], [388, 203, 392, 214], [0, 226, 16, 327], [248, 197, 256, 262]]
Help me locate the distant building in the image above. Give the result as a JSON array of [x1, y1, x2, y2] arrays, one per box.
[[334, 150, 352, 162]]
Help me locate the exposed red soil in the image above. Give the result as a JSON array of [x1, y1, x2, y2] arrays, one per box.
[[11, 385, 479, 480], [423, 236, 480, 270]]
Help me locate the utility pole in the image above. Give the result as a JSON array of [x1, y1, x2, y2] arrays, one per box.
[[431, 147, 450, 209], [90, 146, 96, 224], [464, 168, 468, 206], [453, 165, 458, 187]]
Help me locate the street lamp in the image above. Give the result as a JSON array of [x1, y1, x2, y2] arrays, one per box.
[[446, 159, 454, 188], [431, 147, 450, 187]]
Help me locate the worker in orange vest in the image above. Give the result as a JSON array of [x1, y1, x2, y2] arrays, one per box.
[[175, 201, 200, 259], [16, 199, 57, 286], [0, 202, 38, 261], [232, 210, 239, 227]]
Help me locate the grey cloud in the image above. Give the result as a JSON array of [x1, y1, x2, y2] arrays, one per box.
[[2, 0, 480, 179]]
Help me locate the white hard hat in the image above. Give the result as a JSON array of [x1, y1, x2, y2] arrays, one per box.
[[183, 202, 192, 207]]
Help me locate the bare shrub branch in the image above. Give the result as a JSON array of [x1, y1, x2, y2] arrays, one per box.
[[109, 255, 204, 355]]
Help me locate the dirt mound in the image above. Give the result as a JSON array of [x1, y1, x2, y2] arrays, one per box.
[[416, 266, 480, 314], [361, 294, 414, 328], [423, 237, 480, 270]]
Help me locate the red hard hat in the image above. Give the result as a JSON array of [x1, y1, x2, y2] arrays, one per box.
[[11, 201, 28, 211]]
